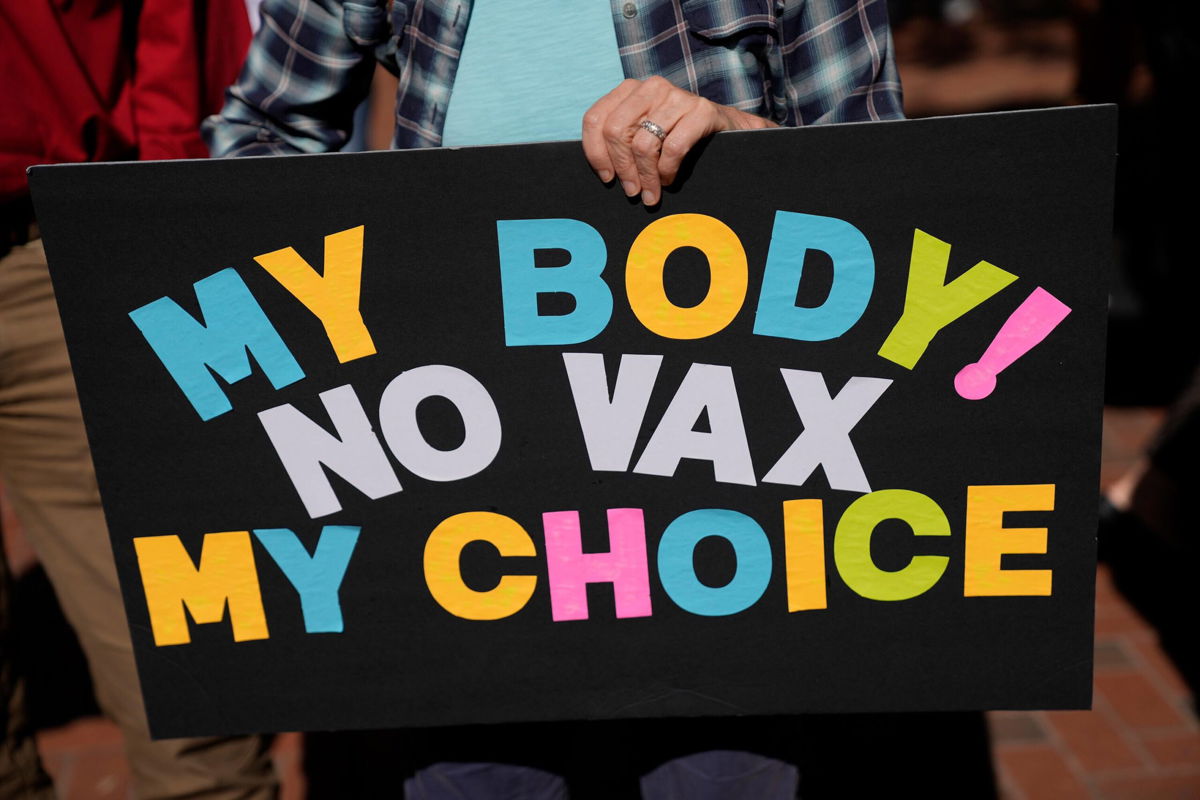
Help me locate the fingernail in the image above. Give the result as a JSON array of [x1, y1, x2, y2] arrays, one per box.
[[622, 180, 638, 197], [642, 190, 655, 205], [599, 170, 614, 183]]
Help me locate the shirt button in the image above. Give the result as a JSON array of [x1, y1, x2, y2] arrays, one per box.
[[622, 2, 637, 18]]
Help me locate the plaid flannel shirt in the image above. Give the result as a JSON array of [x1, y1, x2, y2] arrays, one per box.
[[203, 0, 903, 156]]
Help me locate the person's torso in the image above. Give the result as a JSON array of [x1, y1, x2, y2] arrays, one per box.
[[345, 0, 785, 148]]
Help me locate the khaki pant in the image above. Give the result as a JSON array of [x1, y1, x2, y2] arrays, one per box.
[[0, 238, 278, 800]]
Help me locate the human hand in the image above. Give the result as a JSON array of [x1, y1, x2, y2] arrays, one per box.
[[582, 77, 777, 206]]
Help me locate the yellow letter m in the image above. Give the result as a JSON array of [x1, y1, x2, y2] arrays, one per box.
[[134, 531, 269, 646]]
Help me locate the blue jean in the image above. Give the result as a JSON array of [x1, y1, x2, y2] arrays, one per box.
[[404, 751, 799, 800]]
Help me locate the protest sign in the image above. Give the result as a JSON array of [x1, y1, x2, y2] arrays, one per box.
[[30, 106, 1115, 738]]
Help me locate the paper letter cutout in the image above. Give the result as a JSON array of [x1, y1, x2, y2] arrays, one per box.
[[625, 214, 748, 339], [753, 211, 875, 341], [657, 509, 772, 616], [762, 370, 891, 493], [254, 526, 360, 633], [955, 288, 1072, 400], [254, 226, 376, 363], [497, 218, 612, 346], [129, 268, 304, 420], [833, 490, 950, 601], [134, 532, 268, 646], [784, 499, 827, 611], [258, 384, 402, 518], [543, 508, 652, 621], [877, 229, 1018, 369], [378, 365, 502, 482], [424, 512, 538, 620], [964, 484, 1054, 596], [633, 363, 755, 486], [562, 352, 662, 471]]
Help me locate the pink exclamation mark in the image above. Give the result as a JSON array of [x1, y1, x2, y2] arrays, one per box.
[[954, 287, 1072, 400]]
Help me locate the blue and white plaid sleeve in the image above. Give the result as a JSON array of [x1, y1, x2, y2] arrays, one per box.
[[616, 0, 902, 127], [202, 0, 377, 157], [777, 0, 904, 124]]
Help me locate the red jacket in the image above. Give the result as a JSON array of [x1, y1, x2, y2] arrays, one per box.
[[0, 0, 252, 202]]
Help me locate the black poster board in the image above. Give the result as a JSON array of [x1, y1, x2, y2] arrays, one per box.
[[30, 106, 1115, 738]]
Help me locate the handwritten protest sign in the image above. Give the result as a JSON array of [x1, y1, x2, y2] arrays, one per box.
[[30, 106, 1115, 738]]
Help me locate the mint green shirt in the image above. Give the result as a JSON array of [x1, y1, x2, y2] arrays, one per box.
[[441, 1, 626, 147]]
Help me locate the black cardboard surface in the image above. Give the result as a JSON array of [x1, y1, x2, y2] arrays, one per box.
[[30, 107, 1115, 738]]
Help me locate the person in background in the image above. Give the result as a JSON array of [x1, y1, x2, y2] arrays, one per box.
[[0, 1, 280, 797], [1074, 0, 1200, 702]]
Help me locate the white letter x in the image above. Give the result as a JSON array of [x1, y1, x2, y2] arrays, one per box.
[[762, 370, 891, 493]]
